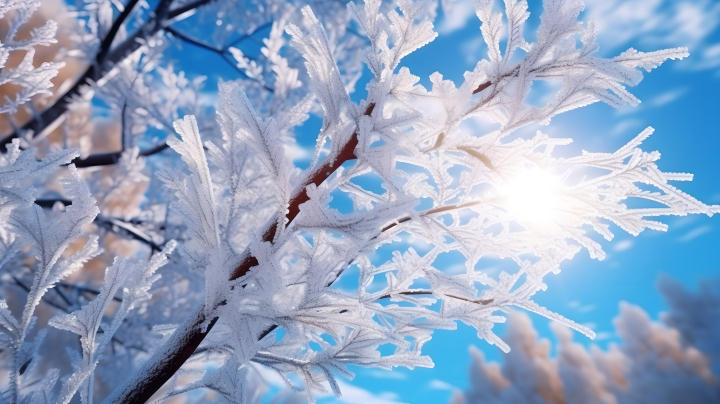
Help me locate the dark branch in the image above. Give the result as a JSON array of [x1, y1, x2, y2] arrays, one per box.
[[95, 0, 142, 67], [34, 199, 163, 251], [94, 215, 164, 252], [168, 0, 215, 20], [164, 26, 275, 93], [227, 21, 273, 47], [5, 277, 135, 350], [472, 81, 492, 95], [69, 140, 170, 168], [230, 102, 374, 280]]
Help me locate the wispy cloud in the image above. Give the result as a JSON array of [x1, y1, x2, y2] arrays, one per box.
[[364, 369, 408, 380], [459, 36, 484, 65], [671, 214, 700, 230], [331, 380, 407, 404], [678, 225, 712, 243], [611, 119, 642, 136], [614, 239, 634, 252], [568, 300, 597, 313], [285, 141, 313, 163], [584, 0, 720, 71], [428, 379, 456, 391], [436, 0, 476, 34], [696, 42, 720, 70], [650, 88, 688, 107]]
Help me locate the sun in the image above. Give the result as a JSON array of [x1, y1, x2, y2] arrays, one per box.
[[500, 167, 567, 231]]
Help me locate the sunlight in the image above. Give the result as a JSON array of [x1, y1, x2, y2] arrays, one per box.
[[500, 167, 566, 230]]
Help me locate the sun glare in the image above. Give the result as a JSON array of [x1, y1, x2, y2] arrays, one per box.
[[500, 167, 566, 230]]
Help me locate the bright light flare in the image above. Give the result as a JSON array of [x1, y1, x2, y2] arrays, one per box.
[[500, 167, 568, 231]]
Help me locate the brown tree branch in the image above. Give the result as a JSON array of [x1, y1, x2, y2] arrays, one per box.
[[102, 102, 376, 404], [473, 80, 492, 94], [230, 103, 373, 280]]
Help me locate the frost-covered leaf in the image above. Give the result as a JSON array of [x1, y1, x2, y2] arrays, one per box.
[[9, 165, 100, 336], [161, 116, 221, 249], [287, 6, 356, 167]]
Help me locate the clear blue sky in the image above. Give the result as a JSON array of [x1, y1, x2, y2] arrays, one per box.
[[165, 1, 720, 402]]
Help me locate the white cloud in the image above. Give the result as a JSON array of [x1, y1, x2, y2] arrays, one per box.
[[331, 380, 408, 404], [614, 239, 634, 252], [459, 36, 485, 65], [584, 0, 720, 71], [650, 88, 688, 107], [695, 43, 720, 70], [658, 276, 720, 362], [678, 225, 712, 243], [671, 214, 700, 230], [364, 369, 408, 380], [437, 0, 476, 34], [568, 300, 597, 313], [428, 379, 456, 391], [285, 141, 313, 162], [611, 119, 642, 136]]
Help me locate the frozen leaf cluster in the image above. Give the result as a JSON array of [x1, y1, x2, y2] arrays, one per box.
[[0, 0, 64, 115], [0, 161, 99, 403], [0, 151, 177, 403]]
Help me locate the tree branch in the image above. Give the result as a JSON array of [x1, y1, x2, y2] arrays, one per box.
[[104, 101, 497, 403], [102, 102, 376, 404], [164, 25, 275, 92], [34, 199, 163, 251], [5, 276, 137, 352], [69, 140, 170, 168], [95, 0, 142, 68]]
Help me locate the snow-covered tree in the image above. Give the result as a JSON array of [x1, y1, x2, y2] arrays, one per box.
[[0, 0, 717, 403]]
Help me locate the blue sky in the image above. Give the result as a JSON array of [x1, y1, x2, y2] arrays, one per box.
[[164, 0, 720, 402]]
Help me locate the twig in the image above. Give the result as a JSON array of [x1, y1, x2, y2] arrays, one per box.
[[33, 200, 163, 251], [164, 26, 275, 93]]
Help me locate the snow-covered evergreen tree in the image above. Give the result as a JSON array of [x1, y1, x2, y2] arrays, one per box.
[[0, 0, 717, 403]]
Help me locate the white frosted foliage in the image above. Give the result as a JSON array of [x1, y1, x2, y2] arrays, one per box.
[[0, 0, 717, 403], [0, 0, 64, 114]]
